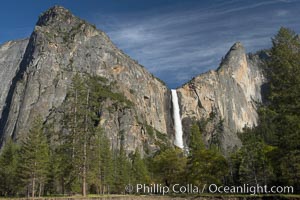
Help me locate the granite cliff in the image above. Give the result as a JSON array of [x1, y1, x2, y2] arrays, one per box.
[[0, 6, 267, 154], [0, 6, 173, 154], [0, 39, 28, 126], [178, 43, 267, 151]]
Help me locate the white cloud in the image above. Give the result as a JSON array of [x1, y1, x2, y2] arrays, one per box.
[[276, 10, 289, 16], [94, 0, 300, 88]]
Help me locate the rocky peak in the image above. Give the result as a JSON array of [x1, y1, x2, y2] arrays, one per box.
[[177, 42, 266, 152], [218, 42, 246, 72], [0, 6, 172, 154], [35, 5, 99, 40], [37, 6, 74, 27], [230, 41, 244, 50]]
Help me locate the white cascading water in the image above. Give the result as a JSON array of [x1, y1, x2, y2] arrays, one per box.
[[171, 89, 184, 149]]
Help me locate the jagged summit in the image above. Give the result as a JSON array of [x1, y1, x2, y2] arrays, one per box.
[[34, 5, 105, 45], [224, 42, 245, 61], [35, 5, 102, 39], [0, 6, 171, 152], [217, 41, 246, 72], [44, 5, 70, 15], [230, 41, 244, 50], [178, 40, 266, 151], [37, 6, 74, 26]]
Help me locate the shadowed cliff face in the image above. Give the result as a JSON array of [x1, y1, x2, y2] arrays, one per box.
[[177, 42, 266, 151], [0, 39, 29, 139], [0, 39, 28, 118], [0, 6, 266, 154], [0, 6, 173, 153]]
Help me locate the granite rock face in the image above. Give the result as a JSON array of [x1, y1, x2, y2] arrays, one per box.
[[0, 6, 172, 153], [177, 42, 266, 151], [0, 6, 267, 154], [0, 39, 28, 126]]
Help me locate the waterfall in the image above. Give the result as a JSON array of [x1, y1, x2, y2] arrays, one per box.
[[171, 89, 184, 149]]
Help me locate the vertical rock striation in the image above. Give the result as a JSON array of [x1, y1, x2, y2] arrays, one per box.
[[0, 6, 267, 154], [0, 39, 29, 139], [177, 42, 267, 151], [0, 6, 172, 153]]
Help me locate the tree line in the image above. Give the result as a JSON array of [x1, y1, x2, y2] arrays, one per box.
[[0, 27, 299, 197], [227, 27, 300, 192], [0, 74, 148, 197]]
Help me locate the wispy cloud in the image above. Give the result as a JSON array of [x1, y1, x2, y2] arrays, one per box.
[[276, 10, 289, 17], [94, 0, 300, 88]]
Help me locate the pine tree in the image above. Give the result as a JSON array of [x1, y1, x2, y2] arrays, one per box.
[[0, 139, 19, 196], [187, 147, 227, 186], [227, 150, 242, 186], [238, 130, 275, 186], [61, 74, 119, 195], [62, 74, 96, 196], [99, 133, 114, 194], [131, 149, 150, 185], [267, 27, 300, 191], [88, 127, 113, 194], [153, 148, 186, 186], [17, 117, 50, 198], [187, 123, 227, 186], [61, 73, 85, 194], [189, 123, 204, 154], [114, 145, 131, 194], [268, 27, 300, 150], [280, 150, 300, 191]]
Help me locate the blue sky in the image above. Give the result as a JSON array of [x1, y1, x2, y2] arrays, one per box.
[[1, 0, 300, 88]]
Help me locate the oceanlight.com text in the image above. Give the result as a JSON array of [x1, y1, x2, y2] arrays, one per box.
[[208, 184, 294, 195], [125, 184, 294, 195]]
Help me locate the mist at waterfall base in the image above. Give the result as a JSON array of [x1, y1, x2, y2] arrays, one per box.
[[171, 89, 184, 149]]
